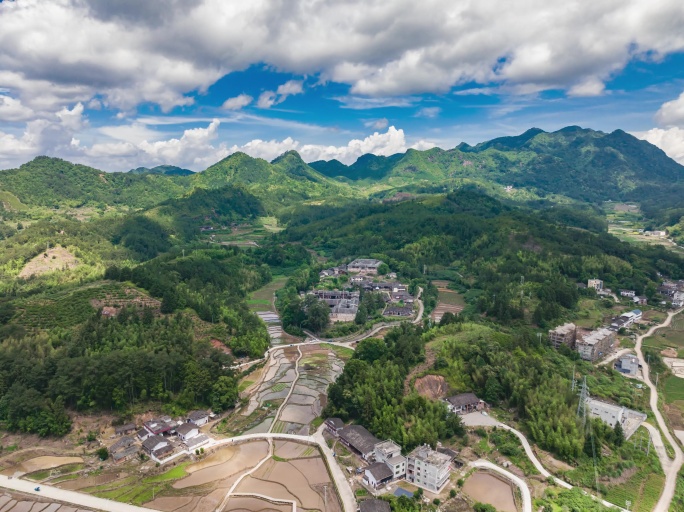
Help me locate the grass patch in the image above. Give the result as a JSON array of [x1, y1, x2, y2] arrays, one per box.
[[311, 417, 324, 429], [272, 455, 288, 462], [271, 382, 287, 392], [321, 343, 354, 360], [145, 462, 189, 483], [663, 375, 684, 403], [355, 488, 368, 497], [238, 380, 254, 393]]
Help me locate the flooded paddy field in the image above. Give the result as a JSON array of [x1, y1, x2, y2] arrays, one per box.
[[222, 344, 345, 436], [0, 491, 94, 512], [462, 471, 517, 512]]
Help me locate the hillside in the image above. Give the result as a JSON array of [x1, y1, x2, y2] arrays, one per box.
[[129, 165, 194, 176]]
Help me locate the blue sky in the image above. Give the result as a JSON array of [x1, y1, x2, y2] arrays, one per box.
[[1, 0, 684, 170]]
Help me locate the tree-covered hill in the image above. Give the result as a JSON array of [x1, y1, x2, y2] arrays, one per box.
[[0, 156, 189, 209], [193, 151, 356, 212]]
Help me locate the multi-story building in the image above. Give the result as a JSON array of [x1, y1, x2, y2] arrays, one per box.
[[548, 323, 577, 350], [406, 445, 451, 493], [576, 328, 615, 361], [374, 440, 406, 480], [348, 258, 383, 275]]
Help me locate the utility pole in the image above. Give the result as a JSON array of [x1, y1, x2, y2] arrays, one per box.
[[656, 373, 659, 388], [647, 434, 652, 456], [571, 364, 576, 392], [577, 376, 588, 427], [323, 484, 327, 511]]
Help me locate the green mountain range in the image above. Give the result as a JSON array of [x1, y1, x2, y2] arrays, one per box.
[[1, 127, 682, 220]]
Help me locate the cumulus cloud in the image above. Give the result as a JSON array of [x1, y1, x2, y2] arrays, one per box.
[[635, 127, 684, 164], [655, 92, 684, 127], [0, 95, 34, 121], [56, 103, 86, 131], [222, 94, 253, 110], [2, 0, 680, 115], [223, 126, 428, 164]]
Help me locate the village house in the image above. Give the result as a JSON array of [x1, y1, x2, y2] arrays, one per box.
[[585, 397, 646, 439], [633, 295, 648, 306], [136, 428, 151, 442], [187, 410, 210, 426], [114, 423, 137, 436], [445, 393, 486, 414], [406, 445, 452, 493], [175, 423, 199, 442], [364, 462, 394, 489], [673, 291, 684, 308], [576, 328, 615, 361], [588, 279, 604, 291], [548, 322, 577, 350], [338, 425, 380, 461], [348, 258, 383, 275], [374, 440, 406, 480], [384, 305, 413, 317], [620, 290, 636, 297], [325, 418, 345, 436], [143, 418, 177, 436], [109, 436, 138, 464], [141, 435, 172, 458], [185, 434, 210, 451], [359, 500, 391, 512]]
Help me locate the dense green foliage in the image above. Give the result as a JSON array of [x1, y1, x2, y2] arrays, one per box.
[[281, 189, 684, 326], [324, 324, 465, 451], [0, 310, 235, 435]]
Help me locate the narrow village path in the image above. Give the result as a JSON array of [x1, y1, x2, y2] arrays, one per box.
[[634, 307, 684, 512], [218, 437, 273, 512], [269, 345, 302, 433]]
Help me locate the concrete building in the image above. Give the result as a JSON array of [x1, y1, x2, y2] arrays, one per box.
[[615, 355, 639, 376], [633, 296, 648, 306], [620, 290, 636, 297], [406, 445, 451, 493], [588, 279, 604, 291], [374, 440, 406, 480], [576, 328, 615, 361], [325, 418, 345, 436], [548, 323, 577, 350], [585, 398, 646, 439]]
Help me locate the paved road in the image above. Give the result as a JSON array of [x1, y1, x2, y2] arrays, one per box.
[[462, 413, 627, 511], [0, 474, 154, 512], [634, 307, 684, 512], [470, 460, 531, 512], [598, 348, 633, 367]]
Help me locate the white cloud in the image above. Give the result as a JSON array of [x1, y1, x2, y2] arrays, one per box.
[[0, 95, 34, 121], [655, 92, 684, 127], [221, 93, 253, 110], [365, 118, 389, 130], [0, 0, 681, 130], [257, 91, 277, 109], [635, 127, 684, 164], [415, 107, 442, 118], [56, 103, 86, 131], [224, 126, 422, 164], [257, 80, 304, 109], [334, 96, 418, 110]]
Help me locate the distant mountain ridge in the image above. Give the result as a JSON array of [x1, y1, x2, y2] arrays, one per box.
[[1, 126, 682, 217], [129, 165, 194, 176]]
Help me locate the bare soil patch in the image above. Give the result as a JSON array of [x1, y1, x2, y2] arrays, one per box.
[[414, 374, 448, 400], [462, 471, 516, 512], [19, 247, 79, 278]]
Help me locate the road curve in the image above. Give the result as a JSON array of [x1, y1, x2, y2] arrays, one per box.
[[634, 308, 684, 512], [470, 459, 532, 512]]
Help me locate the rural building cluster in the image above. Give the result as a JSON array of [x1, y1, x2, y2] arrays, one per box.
[[310, 258, 416, 321], [109, 410, 212, 463]]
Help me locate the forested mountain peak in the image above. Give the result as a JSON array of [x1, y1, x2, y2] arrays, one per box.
[[128, 165, 194, 176]]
